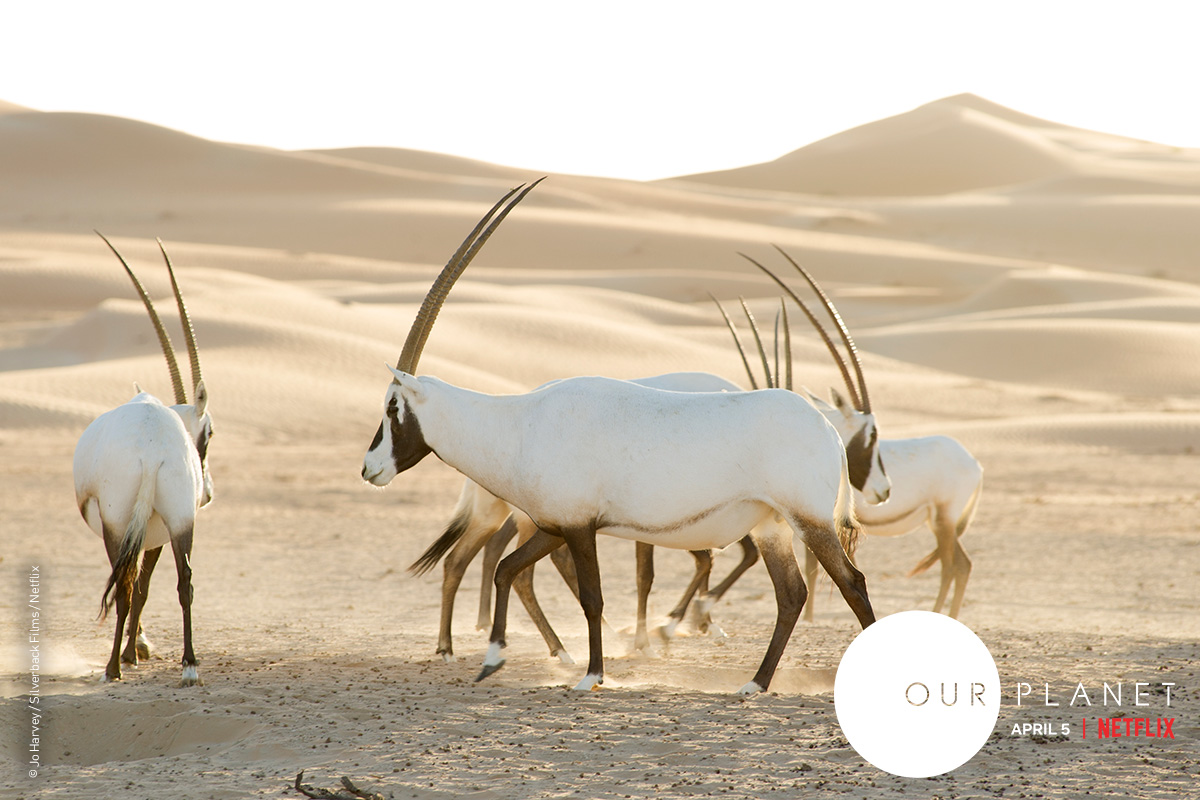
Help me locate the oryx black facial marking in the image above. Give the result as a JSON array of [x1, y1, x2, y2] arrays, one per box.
[[387, 395, 433, 474], [845, 424, 881, 492], [195, 423, 212, 464]]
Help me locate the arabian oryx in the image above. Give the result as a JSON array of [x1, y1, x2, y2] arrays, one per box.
[[73, 234, 213, 686], [360, 181, 875, 693], [412, 265, 893, 661]]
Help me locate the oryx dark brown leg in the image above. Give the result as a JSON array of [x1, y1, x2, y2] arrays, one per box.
[[170, 527, 201, 687], [742, 533, 807, 694], [560, 526, 605, 690], [121, 546, 162, 665], [476, 516, 519, 629], [437, 518, 507, 661], [802, 516, 875, 630], [105, 591, 131, 683], [633, 542, 656, 652], [510, 518, 573, 662], [101, 527, 132, 683], [478, 528, 564, 682]]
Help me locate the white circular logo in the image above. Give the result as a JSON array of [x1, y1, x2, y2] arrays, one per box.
[[834, 610, 1000, 777]]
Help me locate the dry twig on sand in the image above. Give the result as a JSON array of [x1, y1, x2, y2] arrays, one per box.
[[293, 770, 384, 800]]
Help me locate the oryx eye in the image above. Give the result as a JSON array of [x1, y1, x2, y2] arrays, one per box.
[[387, 398, 399, 417]]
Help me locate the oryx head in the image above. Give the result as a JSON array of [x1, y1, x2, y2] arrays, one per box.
[[99, 233, 214, 506], [361, 179, 543, 487], [715, 247, 891, 504]]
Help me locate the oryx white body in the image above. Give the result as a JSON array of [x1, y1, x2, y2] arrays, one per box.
[[369, 375, 850, 551], [75, 392, 209, 553]]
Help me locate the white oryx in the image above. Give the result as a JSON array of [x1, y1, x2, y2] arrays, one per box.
[[361, 181, 876, 693], [73, 234, 213, 686]]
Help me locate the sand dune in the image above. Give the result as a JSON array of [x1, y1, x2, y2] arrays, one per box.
[[3, 95, 1198, 799], [679, 95, 1078, 196]]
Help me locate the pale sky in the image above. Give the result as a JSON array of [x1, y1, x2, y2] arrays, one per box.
[[3, 1, 1197, 180]]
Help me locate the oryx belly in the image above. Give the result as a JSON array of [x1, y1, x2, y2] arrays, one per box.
[[854, 501, 930, 537], [596, 499, 775, 551]]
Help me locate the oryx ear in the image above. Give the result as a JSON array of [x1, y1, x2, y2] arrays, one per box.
[[193, 380, 208, 416], [387, 365, 422, 397], [830, 387, 853, 413], [800, 385, 827, 408]]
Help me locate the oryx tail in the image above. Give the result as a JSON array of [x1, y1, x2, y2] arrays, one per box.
[[834, 458, 861, 560], [410, 496, 474, 576], [100, 460, 159, 619]]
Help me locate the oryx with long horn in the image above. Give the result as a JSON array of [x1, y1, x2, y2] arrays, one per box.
[[73, 234, 213, 686], [361, 181, 874, 693]]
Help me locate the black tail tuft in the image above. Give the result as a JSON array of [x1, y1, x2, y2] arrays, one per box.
[[409, 508, 474, 576], [99, 543, 140, 621]]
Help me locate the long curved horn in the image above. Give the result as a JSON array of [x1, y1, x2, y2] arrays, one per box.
[[156, 239, 202, 394], [780, 298, 792, 392], [739, 252, 863, 411], [772, 310, 780, 390], [708, 294, 759, 390], [96, 232, 187, 405], [738, 297, 775, 389], [397, 178, 545, 375], [773, 245, 871, 412]]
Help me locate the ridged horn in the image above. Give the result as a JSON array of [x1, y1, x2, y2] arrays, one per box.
[[772, 245, 871, 413], [396, 178, 545, 375], [739, 251, 863, 412], [156, 239, 202, 395], [780, 298, 792, 392], [96, 232, 187, 405], [738, 297, 774, 389], [708, 294, 759, 390]]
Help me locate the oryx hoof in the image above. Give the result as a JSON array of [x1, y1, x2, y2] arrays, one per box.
[[573, 673, 603, 691], [180, 665, 202, 687], [475, 661, 505, 682], [439, 650, 457, 664], [554, 649, 576, 665], [477, 641, 505, 682], [736, 680, 765, 696], [135, 633, 154, 660]]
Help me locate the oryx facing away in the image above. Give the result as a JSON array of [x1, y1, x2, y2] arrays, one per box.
[[361, 181, 875, 693], [73, 234, 213, 686]]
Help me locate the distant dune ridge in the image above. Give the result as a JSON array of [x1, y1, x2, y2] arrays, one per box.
[[2, 93, 1199, 798]]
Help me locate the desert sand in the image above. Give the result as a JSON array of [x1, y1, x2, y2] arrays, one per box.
[[1, 94, 1197, 799]]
